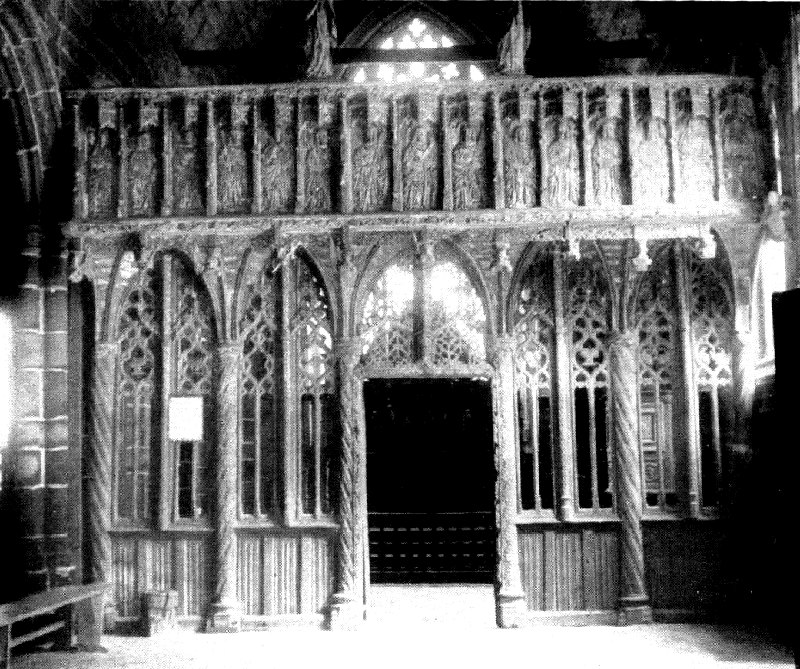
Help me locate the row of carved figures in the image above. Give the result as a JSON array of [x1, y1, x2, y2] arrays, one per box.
[[76, 88, 765, 220]]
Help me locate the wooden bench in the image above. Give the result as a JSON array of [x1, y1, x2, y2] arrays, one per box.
[[0, 583, 107, 669]]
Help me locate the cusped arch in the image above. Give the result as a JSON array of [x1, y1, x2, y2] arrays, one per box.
[[506, 241, 556, 334]]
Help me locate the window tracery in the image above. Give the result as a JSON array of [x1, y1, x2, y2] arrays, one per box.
[[359, 251, 487, 370], [239, 269, 279, 518], [688, 250, 733, 509], [635, 250, 678, 511], [513, 251, 556, 512], [292, 256, 335, 518], [172, 259, 218, 521], [115, 268, 160, 522], [351, 17, 485, 85], [568, 251, 613, 511]]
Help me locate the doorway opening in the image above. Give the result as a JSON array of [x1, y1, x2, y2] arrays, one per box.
[[364, 378, 495, 584]]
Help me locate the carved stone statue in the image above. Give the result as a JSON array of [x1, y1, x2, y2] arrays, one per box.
[[303, 125, 331, 212], [353, 123, 388, 212], [403, 123, 437, 210], [261, 127, 293, 212], [632, 116, 669, 203], [721, 95, 763, 201], [504, 119, 536, 207], [497, 0, 530, 75], [305, 0, 337, 79], [218, 126, 247, 211], [173, 126, 202, 213], [129, 132, 156, 215], [452, 126, 483, 210], [87, 128, 115, 217], [592, 119, 622, 205], [544, 118, 579, 206], [677, 115, 714, 203]]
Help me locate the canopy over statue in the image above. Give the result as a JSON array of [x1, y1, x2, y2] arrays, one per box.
[[305, 0, 337, 79], [498, 1, 530, 75]]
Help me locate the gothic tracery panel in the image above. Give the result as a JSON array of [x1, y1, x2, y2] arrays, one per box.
[[172, 259, 218, 521], [635, 249, 678, 511], [513, 249, 556, 512], [568, 247, 613, 511], [239, 269, 279, 518], [116, 268, 160, 522]]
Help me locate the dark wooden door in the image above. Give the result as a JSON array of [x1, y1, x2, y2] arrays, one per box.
[[364, 378, 495, 583]]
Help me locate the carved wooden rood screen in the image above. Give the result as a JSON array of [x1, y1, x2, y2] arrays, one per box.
[[67, 73, 766, 630]]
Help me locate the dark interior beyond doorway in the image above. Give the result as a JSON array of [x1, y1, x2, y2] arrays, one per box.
[[364, 378, 495, 584]]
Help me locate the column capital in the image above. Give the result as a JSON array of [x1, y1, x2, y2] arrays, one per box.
[[217, 340, 243, 361], [607, 328, 638, 351]]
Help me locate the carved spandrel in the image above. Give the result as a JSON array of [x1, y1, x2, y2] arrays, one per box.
[[720, 90, 764, 201], [504, 117, 537, 208], [451, 124, 487, 210], [402, 120, 439, 211], [128, 130, 158, 217], [300, 122, 332, 213], [87, 128, 118, 219], [352, 122, 389, 213]]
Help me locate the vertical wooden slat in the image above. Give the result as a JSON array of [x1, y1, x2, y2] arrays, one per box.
[[491, 90, 505, 209], [238, 535, 261, 615]]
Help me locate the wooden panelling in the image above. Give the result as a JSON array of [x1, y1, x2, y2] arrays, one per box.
[[643, 521, 723, 611], [518, 526, 619, 611], [112, 532, 333, 623]]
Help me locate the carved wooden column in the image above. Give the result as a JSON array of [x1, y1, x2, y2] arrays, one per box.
[[675, 243, 701, 517], [329, 336, 364, 629], [608, 330, 652, 624], [553, 247, 575, 520], [86, 340, 117, 631], [491, 90, 505, 209], [492, 334, 527, 628], [206, 97, 218, 217], [207, 341, 242, 632]]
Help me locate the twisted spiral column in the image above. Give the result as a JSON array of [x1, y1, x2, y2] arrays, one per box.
[[85, 342, 117, 633], [492, 335, 527, 628], [329, 336, 363, 629], [207, 342, 242, 632], [609, 331, 652, 624]]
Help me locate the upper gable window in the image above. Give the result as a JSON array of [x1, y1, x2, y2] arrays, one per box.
[[352, 17, 485, 84]]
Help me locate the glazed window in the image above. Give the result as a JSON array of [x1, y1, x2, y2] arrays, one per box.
[[513, 250, 556, 512], [568, 246, 614, 512], [352, 17, 485, 84]]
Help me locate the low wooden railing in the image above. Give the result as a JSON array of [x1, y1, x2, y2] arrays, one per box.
[[67, 74, 766, 224]]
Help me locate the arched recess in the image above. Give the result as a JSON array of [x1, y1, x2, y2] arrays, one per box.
[[354, 236, 493, 373], [565, 242, 614, 513], [508, 242, 557, 514], [286, 249, 336, 520], [110, 250, 219, 530], [684, 242, 735, 511], [631, 242, 680, 513]]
